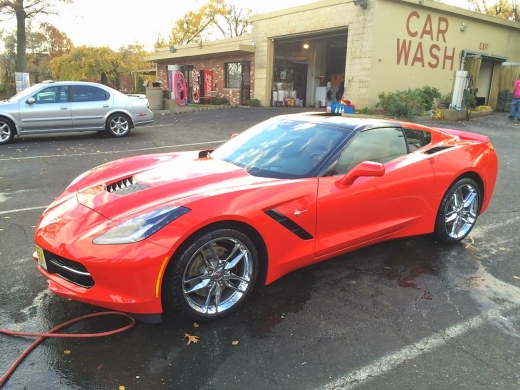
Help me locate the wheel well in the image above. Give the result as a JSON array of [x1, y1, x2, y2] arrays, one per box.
[[107, 112, 134, 128], [453, 171, 485, 213], [162, 220, 269, 297], [0, 116, 17, 135]]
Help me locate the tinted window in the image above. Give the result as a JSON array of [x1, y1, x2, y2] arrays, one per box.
[[211, 119, 346, 178], [404, 128, 431, 151], [335, 127, 407, 175], [72, 86, 110, 102], [33, 86, 69, 104]]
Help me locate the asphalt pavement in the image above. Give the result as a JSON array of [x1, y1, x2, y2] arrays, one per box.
[[0, 107, 519, 390]]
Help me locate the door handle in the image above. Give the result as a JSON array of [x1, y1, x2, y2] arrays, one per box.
[[103, 104, 109, 108], [60, 106, 68, 110]]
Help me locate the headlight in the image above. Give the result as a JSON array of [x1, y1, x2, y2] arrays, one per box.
[[93, 206, 190, 245]]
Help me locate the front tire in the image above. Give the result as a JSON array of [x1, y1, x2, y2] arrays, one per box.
[[0, 118, 15, 145], [106, 113, 131, 137], [434, 178, 480, 244], [166, 228, 259, 321]]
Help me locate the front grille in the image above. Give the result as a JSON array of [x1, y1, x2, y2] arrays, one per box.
[[106, 176, 150, 195], [43, 250, 94, 288]]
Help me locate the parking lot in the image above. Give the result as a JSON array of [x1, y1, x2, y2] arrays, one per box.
[[1, 107, 520, 389]]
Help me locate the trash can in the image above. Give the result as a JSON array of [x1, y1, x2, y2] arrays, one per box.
[[145, 81, 163, 111]]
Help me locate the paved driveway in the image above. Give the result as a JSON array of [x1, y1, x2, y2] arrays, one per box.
[[1, 108, 519, 389]]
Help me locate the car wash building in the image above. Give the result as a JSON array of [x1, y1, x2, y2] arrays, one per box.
[[147, 0, 520, 110]]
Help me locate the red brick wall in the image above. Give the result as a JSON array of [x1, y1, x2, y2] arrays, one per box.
[[156, 53, 254, 105]]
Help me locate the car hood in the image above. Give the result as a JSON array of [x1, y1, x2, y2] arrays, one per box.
[[70, 151, 278, 221], [0, 100, 17, 108]]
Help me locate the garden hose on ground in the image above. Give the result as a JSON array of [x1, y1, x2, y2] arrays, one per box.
[[0, 311, 136, 385]]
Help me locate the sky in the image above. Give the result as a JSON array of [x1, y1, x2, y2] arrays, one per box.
[[1, 0, 318, 51], [1, 0, 475, 52]]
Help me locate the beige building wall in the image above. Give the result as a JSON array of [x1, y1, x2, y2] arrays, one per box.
[[251, 0, 377, 107], [369, 0, 520, 108]]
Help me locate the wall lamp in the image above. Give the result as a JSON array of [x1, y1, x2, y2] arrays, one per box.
[[460, 23, 467, 32], [303, 43, 310, 49]]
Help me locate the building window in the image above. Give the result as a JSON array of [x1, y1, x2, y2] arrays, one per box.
[[225, 62, 241, 89]]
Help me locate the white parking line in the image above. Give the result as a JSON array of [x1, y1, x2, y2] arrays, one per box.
[[0, 140, 226, 161], [0, 206, 47, 215], [319, 303, 518, 389]]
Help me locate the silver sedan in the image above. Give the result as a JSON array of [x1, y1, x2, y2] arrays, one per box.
[[0, 81, 154, 145]]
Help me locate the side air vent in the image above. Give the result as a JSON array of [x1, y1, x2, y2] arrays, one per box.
[[264, 209, 313, 240], [106, 176, 150, 195], [423, 146, 454, 155]]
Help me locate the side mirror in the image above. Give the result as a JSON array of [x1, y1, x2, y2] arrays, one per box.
[[230, 133, 239, 139], [340, 161, 385, 186], [26, 97, 35, 104]]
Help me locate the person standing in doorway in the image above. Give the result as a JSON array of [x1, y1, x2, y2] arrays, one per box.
[[510, 74, 520, 120]]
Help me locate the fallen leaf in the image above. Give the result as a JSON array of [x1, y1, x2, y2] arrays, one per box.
[[97, 364, 102, 370], [232, 340, 239, 346], [64, 350, 71, 355], [119, 386, 125, 390], [193, 323, 199, 328], [4, 216, 10, 219], [513, 276, 520, 280], [181, 330, 199, 345], [499, 247, 506, 251]]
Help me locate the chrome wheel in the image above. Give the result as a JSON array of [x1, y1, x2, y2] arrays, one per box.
[[0, 119, 14, 145], [435, 178, 480, 243], [444, 184, 479, 239], [182, 237, 253, 315], [107, 114, 130, 137]]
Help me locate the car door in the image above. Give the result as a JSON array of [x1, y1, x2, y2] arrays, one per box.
[[19, 85, 72, 133], [315, 127, 436, 260], [71, 85, 112, 130]]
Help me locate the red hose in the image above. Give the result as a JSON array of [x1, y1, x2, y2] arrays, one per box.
[[0, 311, 136, 385]]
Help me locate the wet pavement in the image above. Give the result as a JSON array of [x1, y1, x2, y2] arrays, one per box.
[[1, 108, 519, 389]]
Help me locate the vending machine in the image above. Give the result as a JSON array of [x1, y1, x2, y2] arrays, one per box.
[[192, 70, 213, 103]]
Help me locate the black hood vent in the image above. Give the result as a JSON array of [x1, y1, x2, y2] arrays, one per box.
[[106, 176, 150, 195], [423, 145, 454, 155]]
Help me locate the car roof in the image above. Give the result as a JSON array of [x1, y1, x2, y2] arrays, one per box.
[[272, 112, 406, 132], [38, 80, 111, 89]]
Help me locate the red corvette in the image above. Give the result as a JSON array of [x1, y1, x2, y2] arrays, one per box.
[[33, 114, 498, 322]]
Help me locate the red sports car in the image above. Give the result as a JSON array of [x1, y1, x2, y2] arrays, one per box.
[[33, 114, 498, 322]]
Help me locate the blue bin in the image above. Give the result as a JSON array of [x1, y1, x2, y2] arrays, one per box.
[[330, 103, 355, 114]]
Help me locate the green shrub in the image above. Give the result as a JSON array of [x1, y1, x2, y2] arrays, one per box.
[[215, 96, 229, 105], [247, 98, 261, 107], [356, 107, 373, 115], [162, 89, 170, 99], [376, 88, 423, 114], [418, 86, 441, 110], [385, 100, 416, 119]]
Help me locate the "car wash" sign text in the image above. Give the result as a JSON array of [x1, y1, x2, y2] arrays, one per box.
[[397, 11, 456, 70]]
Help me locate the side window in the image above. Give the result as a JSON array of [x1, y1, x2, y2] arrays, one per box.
[[72, 86, 109, 102], [34, 86, 69, 104], [403, 128, 431, 151], [335, 127, 407, 175]]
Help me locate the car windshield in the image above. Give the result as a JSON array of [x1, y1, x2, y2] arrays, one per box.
[[211, 118, 347, 178], [6, 84, 43, 102]]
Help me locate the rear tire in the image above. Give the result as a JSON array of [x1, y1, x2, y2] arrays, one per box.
[[165, 228, 259, 321], [0, 118, 15, 145], [434, 178, 480, 244], [106, 113, 131, 137]]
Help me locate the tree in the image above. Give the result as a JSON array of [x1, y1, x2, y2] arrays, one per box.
[[214, 3, 252, 39], [49, 45, 148, 90], [0, 0, 73, 72], [166, 0, 227, 45], [464, 0, 519, 21]]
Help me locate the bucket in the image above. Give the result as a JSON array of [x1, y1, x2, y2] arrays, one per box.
[[291, 90, 297, 98], [272, 91, 278, 102], [278, 90, 285, 100]]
